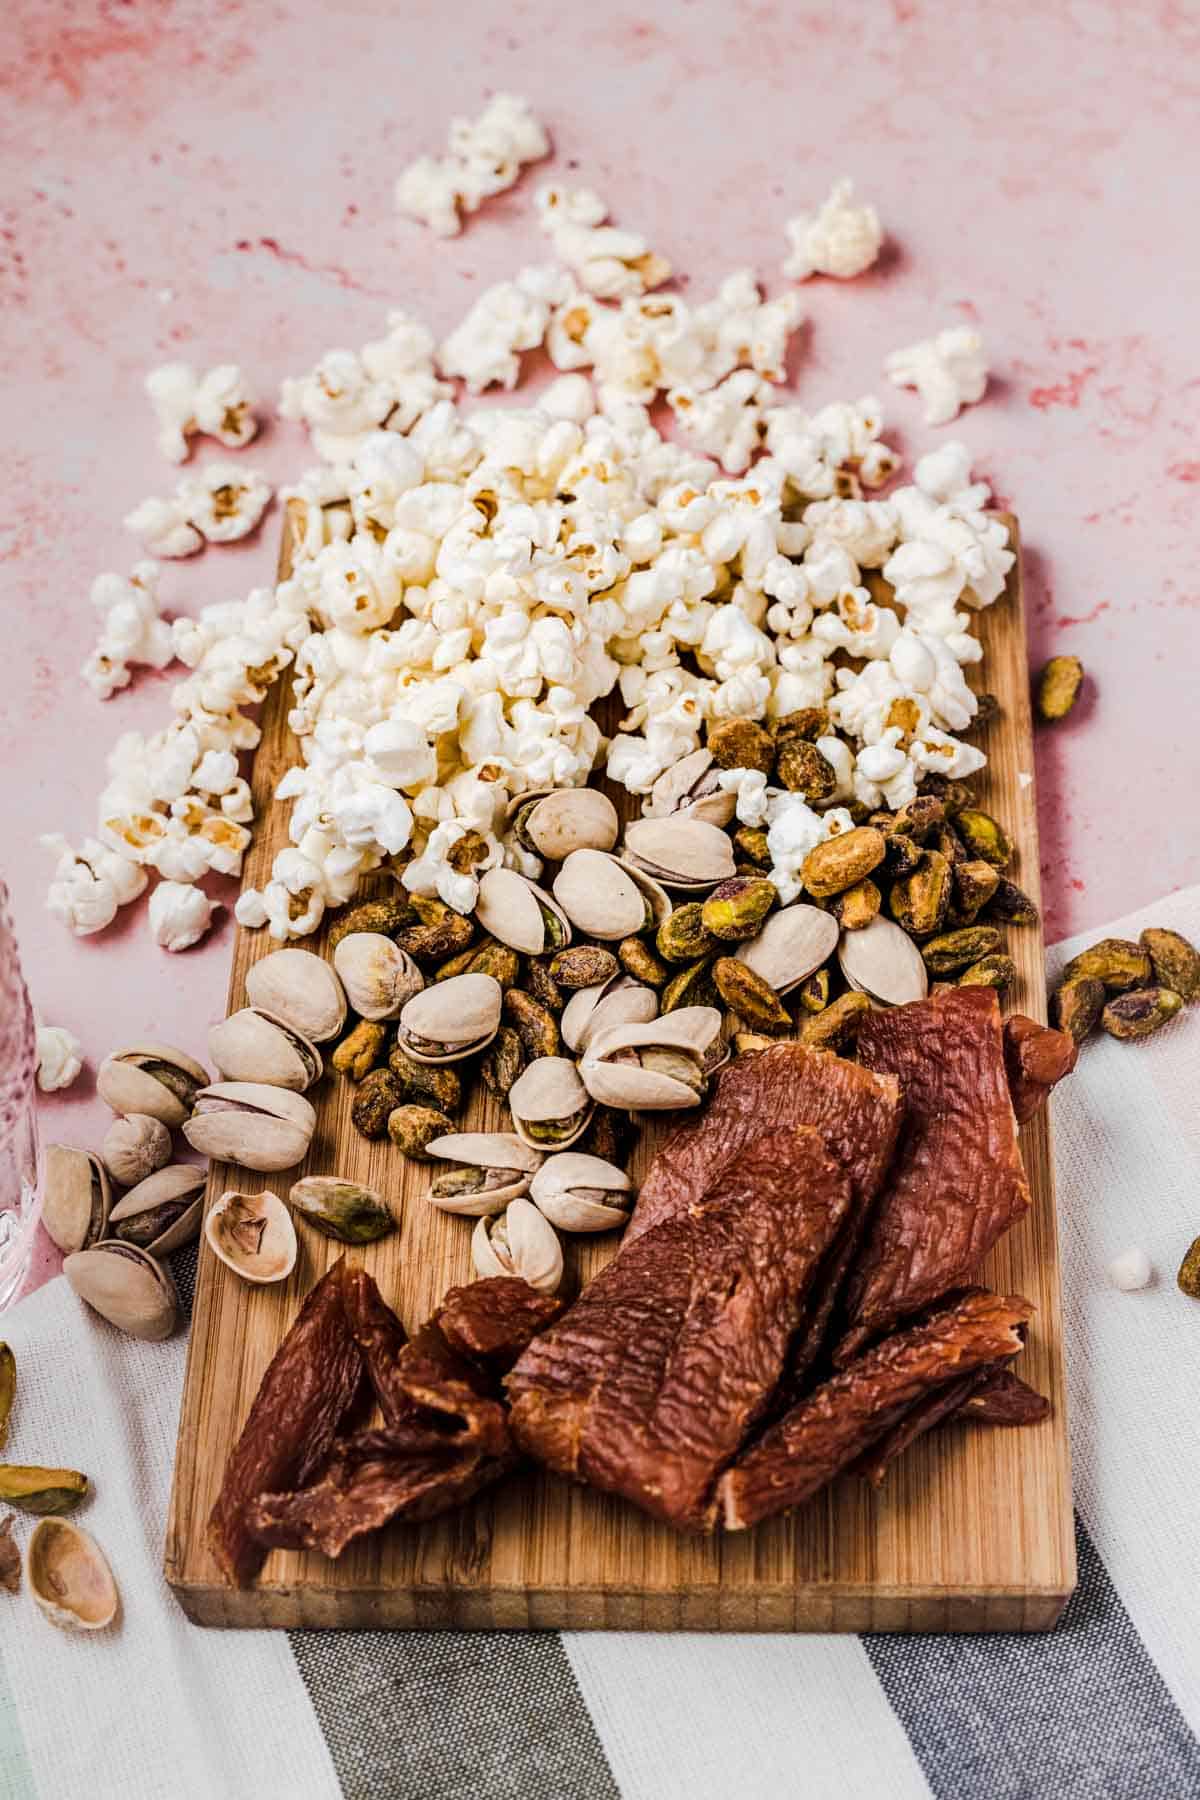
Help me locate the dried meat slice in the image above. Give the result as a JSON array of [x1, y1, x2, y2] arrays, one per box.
[[438, 1277, 564, 1368], [838, 988, 1030, 1364], [720, 1289, 1032, 1530], [508, 1128, 851, 1532], [851, 1370, 986, 1488], [1003, 1015, 1078, 1124], [959, 1366, 1051, 1426]]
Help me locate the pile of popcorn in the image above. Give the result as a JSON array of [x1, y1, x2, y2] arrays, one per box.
[[48, 95, 1007, 950]]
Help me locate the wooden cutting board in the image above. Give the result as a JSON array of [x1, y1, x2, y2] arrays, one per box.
[[165, 507, 1076, 1631]]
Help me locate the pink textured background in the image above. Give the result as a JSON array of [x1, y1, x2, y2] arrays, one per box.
[[3, 0, 1198, 1290]]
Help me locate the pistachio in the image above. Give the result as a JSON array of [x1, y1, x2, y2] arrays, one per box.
[[1176, 1235, 1200, 1299], [396, 971, 503, 1064], [701, 875, 777, 943], [326, 895, 415, 949], [1140, 927, 1200, 1002], [244, 947, 348, 1042], [733, 826, 772, 868], [796, 967, 831, 1014], [575, 1104, 638, 1166], [449, 941, 521, 990], [883, 832, 924, 876], [706, 717, 774, 774], [183, 1082, 317, 1171], [205, 1189, 297, 1285], [26, 1519, 119, 1633], [953, 859, 1001, 922], [475, 868, 572, 956], [622, 817, 737, 892], [1051, 976, 1107, 1044], [801, 827, 887, 899], [208, 1008, 323, 1093], [561, 974, 659, 1053], [350, 1068, 403, 1137], [645, 748, 737, 828], [289, 1176, 395, 1243], [985, 878, 1039, 927], [661, 957, 722, 1014], [776, 739, 837, 801], [970, 692, 1001, 730], [504, 989, 562, 1061], [0, 1345, 12, 1452], [433, 943, 482, 984], [529, 1152, 634, 1233], [922, 776, 976, 817], [1036, 654, 1084, 723], [553, 849, 671, 940], [99, 1113, 170, 1188], [617, 936, 670, 988], [922, 926, 1005, 976], [1100, 987, 1183, 1042], [525, 957, 564, 1015], [838, 915, 929, 1006], [830, 878, 881, 932], [799, 990, 871, 1051], [108, 1164, 206, 1257], [931, 821, 966, 868], [0, 1467, 89, 1517], [579, 1007, 722, 1111], [509, 787, 619, 860], [387, 1104, 455, 1159], [333, 932, 424, 1022], [41, 1145, 112, 1256], [712, 958, 792, 1035], [480, 1025, 525, 1100], [386, 1048, 462, 1113], [1062, 937, 1154, 994], [331, 1019, 388, 1081], [395, 909, 475, 966], [96, 1043, 208, 1127], [889, 849, 953, 938], [734, 903, 839, 995], [954, 809, 1013, 870], [63, 1241, 178, 1341], [771, 707, 828, 744], [656, 902, 720, 964], [471, 1199, 563, 1294], [959, 952, 1017, 993], [425, 1133, 542, 1215], [549, 946, 620, 990], [886, 796, 946, 843], [508, 1057, 594, 1150]]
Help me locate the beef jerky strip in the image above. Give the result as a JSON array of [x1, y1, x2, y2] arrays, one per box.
[[837, 988, 1031, 1365], [852, 1371, 987, 1488], [1003, 1015, 1078, 1124], [958, 1365, 1051, 1426], [208, 1258, 367, 1586], [437, 1277, 565, 1368], [854, 1358, 1052, 1487], [720, 1289, 1032, 1531], [508, 1129, 851, 1532]]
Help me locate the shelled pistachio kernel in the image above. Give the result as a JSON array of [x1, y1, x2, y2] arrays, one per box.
[[1062, 937, 1153, 993], [549, 946, 620, 991], [1140, 927, 1200, 1002], [350, 1068, 403, 1137], [1177, 1235, 1200, 1299], [1101, 987, 1183, 1041], [733, 827, 771, 869], [525, 958, 564, 1015], [771, 707, 828, 744], [701, 877, 776, 943], [1051, 976, 1106, 1044], [618, 936, 670, 988], [796, 966, 831, 1014], [386, 1047, 462, 1113], [1036, 655, 1084, 722], [922, 926, 1004, 976], [799, 991, 870, 1051], [775, 739, 836, 801], [712, 958, 791, 1034], [830, 878, 881, 932], [954, 809, 1013, 870], [889, 850, 953, 938], [986, 877, 1039, 926], [331, 1020, 388, 1081], [954, 859, 1001, 921], [706, 716, 774, 774], [387, 1105, 454, 1160], [800, 827, 886, 899], [959, 952, 1017, 993], [327, 895, 414, 950], [480, 1025, 524, 1100], [661, 958, 719, 1013], [503, 989, 561, 1061], [656, 904, 718, 964]]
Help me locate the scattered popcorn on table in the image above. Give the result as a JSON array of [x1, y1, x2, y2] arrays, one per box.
[[148, 880, 218, 952], [81, 562, 175, 700], [125, 468, 272, 555], [885, 326, 989, 426], [536, 184, 671, 299], [396, 93, 549, 236], [437, 266, 571, 392], [34, 1016, 84, 1092], [42, 833, 148, 935], [144, 362, 257, 463], [783, 178, 883, 282], [123, 493, 203, 559], [1108, 1247, 1152, 1292]]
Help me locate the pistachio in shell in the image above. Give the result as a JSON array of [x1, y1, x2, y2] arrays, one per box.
[[41, 1145, 112, 1256], [326, 895, 415, 950], [331, 1019, 388, 1081], [1140, 927, 1200, 1003], [472, 1198, 563, 1294], [96, 1043, 208, 1127], [508, 1056, 594, 1150], [775, 739, 837, 802], [712, 958, 792, 1035], [985, 877, 1040, 927], [475, 868, 572, 956], [525, 957, 564, 1016], [0, 1467, 89, 1517], [205, 1188, 297, 1285], [552, 850, 669, 941], [1100, 987, 1183, 1041], [549, 946, 619, 991], [617, 935, 670, 988], [829, 878, 881, 932], [395, 908, 475, 966], [561, 974, 658, 1054], [661, 958, 720, 1014], [644, 748, 736, 828], [396, 972, 502, 1064], [953, 859, 1001, 922], [425, 1133, 542, 1215], [801, 827, 887, 899], [108, 1164, 206, 1257], [289, 1176, 395, 1243], [244, 946, 348, 1042], [838, 914, 929, 1006], [386, 1048, 462, 1113], [622, 816, 736, 893], [183, 1082, 316, 1171], [701, 876, 777, 943], [1051, 976, 1106, 1044], [100, 1112, 171, 1188], [733, 826, 771, 869], [796, 966, 831, 1014], [734, 904, 839, 995], [959, 952, 1017, 993], [1036, 654, 1084, 723], [0, 1345, 12, 1452], [510, 787, 619, 861], [1062, 937, 1153, 994], [208, 1008, 323, 1092], [656, 902, 719, 964], [26, 1518, 118, 1633], [888, 849, 953, 939], [387, 1104, 455, 1160], [579, 1008, 722, 1112], [529, 1152, 634, 1233], [333, 932, 424, 1022], [954, 808, 1013, 870], [799, 990, 871, 1051], [504, 989, 561, 1061], [480, 1025, 525, 1100], [706, 716, 774, 774], [351, 1068, 404, 1138], [922, 925, 1004, 976], [64, 1241, 178, 1341]]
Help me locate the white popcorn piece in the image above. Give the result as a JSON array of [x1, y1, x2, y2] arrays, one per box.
[[280, 349, 398, 464], [1108, 1247, 1152, 1292], [535, 183, 671, 300], [538, 373, 596, 424], [177, 463, 272, 544], [148, 880, 218, 951], [396, 93, 550, 236], [718, 767, 771, 826], [34, 1015, 84, 1092], [783, 178, 883, 282], [124, 494, 203, 559], [668, 370, 770, 476], [81, 562, 175, 700], [402, 820, 491, 913], [438, 266, 570, 392], [144, 361, 257, 463], [885, 327, 989, 427], [766, 796, 854, 904], [42, 833, 148, 935]]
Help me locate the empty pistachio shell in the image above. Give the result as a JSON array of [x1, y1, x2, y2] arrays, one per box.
[[333, 932, 424, 1021], [508, 1057, 594, 1150], [27, 1519, 118, 1632], [108, 1164, 206, 1256], [622, 816, 736, 892], [182, 1082, 317, 1172], [475, 868, 572, 956], [100, 1113, 172, 1188], [838, 916, 929, 1006], [735, 905, 839, 994], [64, 1241, 178, 1341], [41, 1145, 112, 1256], [510, 787, 620, 859], [471, 1198, 563, 1294], [288, 1176, 395, 1243], [0, 1466, 89, 1517], [208, 1008, 323, 1092], [552, 850, 671, 941], [426, 1133, 543, 1215], [205, 1188, 297, 1285], [244, 947, 348, 1042], [644, 748, 737, 827], [396, 972, 502, 1064], [579, 1007, 722, 1111], [96, 1043, 208, 1127], [529, 1152, 635, 1232], [561, 972, 659, 1054]]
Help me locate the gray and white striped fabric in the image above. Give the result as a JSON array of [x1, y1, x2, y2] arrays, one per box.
[[3, 886, 1198, 1800]]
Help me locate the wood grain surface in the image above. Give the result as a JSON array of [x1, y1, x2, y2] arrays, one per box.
[[165, 509, 1076, 1632]]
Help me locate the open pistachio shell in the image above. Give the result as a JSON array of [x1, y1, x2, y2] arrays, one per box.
[[333, 932, 424, 1022], [96, 1043, 208, 1126], [509, 787, 620, 860], [108, 1164, 206, 1257], [561, 973, 659, 1053], [244, 946, 348, 1042], [288, 1176, 395, 1244], [644, 748, 737, 827], [622, 817, 737, 892], [508, 1056, 594, 1151], [63, 1241, 178, 1341], [579, 1007, 722, 1111], [735, 904, 840, 995], [396, 972, 502, 1065], [208, 1008, 323, 1092], [182, 1082, 317, 1172], [425, 1132, 543, 1215], [41, 1144, 112, 1256], [552, 850, 672, 941], [529, 1152, 635, 1232], [206, 1188, 297, 1285], [27, 1519, 119, 1633], [475, 869, 573, 956], [838, 916, 929, 1006], [471, 1198, 563, 1294]]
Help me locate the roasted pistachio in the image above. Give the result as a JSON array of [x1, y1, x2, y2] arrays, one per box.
[[333, 932, 424, 1021], [326, 895, 415, 949], [208, 1008, 323, 1092], [205, 1189, 297, 1285], [622, 817, 736, 892], [918, 774, 976, 817], [953, 859, 1001, 922], [796, 967, 831, 1014], [244, 947, 348, 1042], [922, 926, 1004, 976], [706, 716, 774, 774], [395, 972, 503, 1064], [656, 903, 719, 964], [504, 989, 561, 1061], [712, 958, 792, 1035], [986, 877, 1039, 927], [96, 1044, 208, 1127], [462, 942, 522, 990], [0, 1468, 89, 1518], [733, 826, 772, 868], [553, 850, 669, 940], [1037, 655, 1084, 723], [480, 1025, 525, 1100], [396, 909, 475, 965], [100, 1113, 171, 1188], [331, 1019, 388, 1081], [799, 990, 871, 1051], [183, 1083, 316, 1172], [1062, 937, 1154, 993], [930, 821, 966, 868], [0, 1346, 13, 1453], [959, 953, 1017, 993], [661, 958, 720, 1013], [1100, 987, 1183, 1041], [549, 946, 619, 990], [701, 876, 777, 943], [509, 788, 619, 860], [351, 1068, 404, 1138], [471, 1199, 563, 1294], [475, 868, 572, 956], [801, 827, 887, 899], [838, 915, 929, 1006], [433, 944, 481, 984], [108, 1164, 205, 1256], [26, 1519, 119, 1633], [971, 692, 1001, 730], [954, 809, 1012, 869], [425, 1133, 542, 1215], [525, 957, 564, 1015], [289, 1176, 395, 1242], [42, 1145, 112, 1256], [1140, 927, 1200, 1002], [776, 739, 836, 802], [735, 904, 839, 995], [886, 796, 945, 843], [830, 878, 881, 932], [618, 936, 670, 988], [387, 1104, 455, 1158], [883, 832, 924, 876], [63, 1241, 178, 1341], [771, 707, 828, 744], [1177, 1236, 1200, 1299], [529, 1152, 634, 1233], [888, 849, 953, 939], [508, 1057, 593, 1149], [386, 1047, 462, 1113], [579, 1008, 722, 1111], [1051, 976, 1107, 1044]]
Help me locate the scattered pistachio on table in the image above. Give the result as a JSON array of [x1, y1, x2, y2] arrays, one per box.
[[1036, 655, 1085, 723]]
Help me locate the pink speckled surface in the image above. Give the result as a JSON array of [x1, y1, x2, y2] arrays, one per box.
[[3, 0, 1198, 1293]]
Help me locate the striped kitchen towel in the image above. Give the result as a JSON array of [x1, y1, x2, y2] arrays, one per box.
[[2, 885, 1199, 1800]]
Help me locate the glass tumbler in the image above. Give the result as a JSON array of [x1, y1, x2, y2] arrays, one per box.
[[0, 885, 41, 1311]]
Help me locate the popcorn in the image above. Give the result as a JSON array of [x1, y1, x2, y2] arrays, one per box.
[[144, 361, 257, 463], [124, 494, 203, 559], [766, 796, 853, 904], [81, 562, 175, 700], [885, 327, 989, 426], [148, 880, 218, 951], [536, 184, 671, 299], [402, 819, 492, 913], [34, 1016, 84, 1092], [783, 179, 883, 281], [668, 370, 770, 475], [42, 833, 148, 935], [438, 266, 570, 392], [396, 93, 549, 236], [538, 373, 596, 424], [126, 468, 272, 556], [279, 349, 397, 464]]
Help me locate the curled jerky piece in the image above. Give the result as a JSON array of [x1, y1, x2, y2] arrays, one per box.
[[853, 1369, 986, 1488], [1003, 1014, 1078, 1123], [958, 1367, 1051, 1426], [720, 1289, 1032, 1530]]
